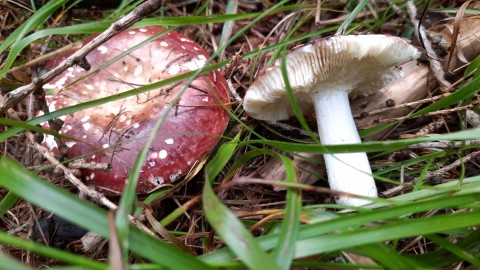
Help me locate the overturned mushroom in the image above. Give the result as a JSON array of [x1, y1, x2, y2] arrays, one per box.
[[41, 26, 230, 194], [243, 35, 420, 206]]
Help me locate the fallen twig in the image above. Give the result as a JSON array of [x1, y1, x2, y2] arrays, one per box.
[[0, 0, 163, 114], [382, 149, 480, 197]]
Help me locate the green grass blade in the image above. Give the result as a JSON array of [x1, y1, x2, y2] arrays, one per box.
[[294, 211, 480, 258], [414, 231, 480, 267], [200, 182, 480, 262], [426, 234, 480, 267], [0, 231, 106, 270], [412, 76, 480, 117], [218, 0, 237, 60], [280, 47, 319, 142], [352, 243, 426, 269], [0, 0, 67, 78], [0, 158, 213, 270], [203, 139, 280, 270], [270, 155, 301, 270], [465, 54, 480, 78], [0, 118, 78, 142], [336, 0, 370, 34], [244, 127, 480, 154], [0, 251, 34, 270], [0, 191, 19, 217], [0, 62, 226, 142]]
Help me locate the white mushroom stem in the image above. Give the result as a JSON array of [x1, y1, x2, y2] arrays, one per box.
[[311, 88, 378, 206]]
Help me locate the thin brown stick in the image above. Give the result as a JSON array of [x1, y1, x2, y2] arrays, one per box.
[[382, 149, 480, 197], [0, 0, 164, 114], [25, 132, 156, 241], [6, 42, 82, 74], [373, 102, 478, 125], [26, 131, 118, 209]]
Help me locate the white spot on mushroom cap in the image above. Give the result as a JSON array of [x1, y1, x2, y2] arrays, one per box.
[[97, 45, 108, 54], [119, 115, 127, 123], [155, 177, 165, 185], [132, 123, 140, 129], [148, 175, 165, 185], [139, 28, 147, 33], [202, 97, 209, 102], [133, 65, 143, 76], [160, 41, 169, 47], [167, 58, 207, 75], [123, 66, 129, 72], [65, 141, 76, 148], [128, 30, 136, 35], [168, 65, 181, 75], [42, 134, 58, 150], [159, 150, 167, 159], [83, 122, 91, 131], [180, 38, 190, 42], [48, 101, 57, 112], [165, 138, 174, 144], [55, 76, 68, 88], [169, 170, 182, 182], [103, 143, 109, 149], [181, 58, 206, 71], [85, 84, 94, 90], [81, 115, 90, 122]]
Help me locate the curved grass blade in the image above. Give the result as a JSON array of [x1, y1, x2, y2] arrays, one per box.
[[0, 192, 19, 217], [0, 158, 212, 270], [0, 231, 105, 270], [270, 155, 301, 270], [414, 231, 480, 267], [426, 234, 480, 267], [0, 118, 78, 142], [294, 210, 480, 258], [352, 243, 426, 269], [0, 0, 67, 78], [0, 251, 34, 270], [203, 138, 280, 270], [243, 127, 480, 154], [336, 0, 370, 35], [0, 62, 226, 142], [200, 181, 480, 262], [215, 147, 301, 269]]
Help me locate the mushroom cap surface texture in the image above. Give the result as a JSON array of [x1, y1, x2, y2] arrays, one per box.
[[243, 35, 421, 122], [41, 26, 230, 194]]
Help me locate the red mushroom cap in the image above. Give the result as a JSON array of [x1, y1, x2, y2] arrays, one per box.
[[41, 26, 230, 194]]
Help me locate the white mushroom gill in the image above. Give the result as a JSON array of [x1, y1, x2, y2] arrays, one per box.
[[243, 35, 421, 206]]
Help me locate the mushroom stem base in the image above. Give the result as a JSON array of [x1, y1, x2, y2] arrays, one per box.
[[311, 89, 378, 206]]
